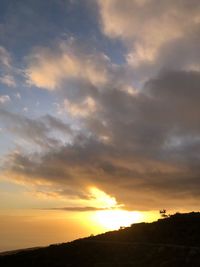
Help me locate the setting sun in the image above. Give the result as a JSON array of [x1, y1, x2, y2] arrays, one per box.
[[87, 187, 152, 231], [85, 187, 146, 230], [93, 209, 144, 230]]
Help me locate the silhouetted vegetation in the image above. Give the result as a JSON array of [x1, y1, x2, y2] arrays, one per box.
[[1, 212, 200, 266]]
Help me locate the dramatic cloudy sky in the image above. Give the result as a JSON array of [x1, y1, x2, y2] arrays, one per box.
[[1, 0, 200, 250]]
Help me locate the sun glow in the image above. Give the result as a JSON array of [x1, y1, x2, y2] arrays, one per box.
[[87, 187, 145, 230], [93, 209, 144, 230], [88, 187, 120, 209]]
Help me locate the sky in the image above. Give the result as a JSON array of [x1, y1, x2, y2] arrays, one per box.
[[1, 0, 200, 251]]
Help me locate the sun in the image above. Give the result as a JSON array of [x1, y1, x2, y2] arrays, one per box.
[[93, 209, 143, 230], [87, 187, 144, 230]]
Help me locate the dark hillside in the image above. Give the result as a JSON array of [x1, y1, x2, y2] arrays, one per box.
[[93, 212, 200, 246], [1, 212, 200, 267]]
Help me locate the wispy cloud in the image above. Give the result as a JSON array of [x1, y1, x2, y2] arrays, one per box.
[[0, 46, 12, 69], [0, 95, 11, 104], [43, 206, 111, 212], [0, 109, 74, 150], [0, 75, 16, 87]]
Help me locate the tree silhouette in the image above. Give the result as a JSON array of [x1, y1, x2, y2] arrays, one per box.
[[159, 209, 168, 218]]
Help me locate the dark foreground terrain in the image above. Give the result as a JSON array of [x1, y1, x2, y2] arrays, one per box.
[[1, 212, 200, 266]]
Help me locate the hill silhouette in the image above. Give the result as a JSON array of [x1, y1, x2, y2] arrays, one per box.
[[1, 212, 200, 266]]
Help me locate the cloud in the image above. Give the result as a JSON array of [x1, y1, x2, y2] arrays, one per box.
[[15, 93, 21, 99], [0, 75, 16, 87], [0, 46, 17, 87], [44, 206, 110, 212], [0, 109, 74, 150], [1, 1, 200, 212], [2, 70, 200, 210], [0, 95, 11, 104], [63, 96, 97, 118], [97, 0, 200, 78], [26, 39, 114, 90], [0, 46, 12, 68]]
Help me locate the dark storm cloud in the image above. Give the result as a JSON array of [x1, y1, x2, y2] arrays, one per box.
[[3, 70, 200, 210]]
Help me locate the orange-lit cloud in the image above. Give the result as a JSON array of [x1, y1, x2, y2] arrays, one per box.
[[63, 97, 97, 118], [26, 40, 112, 90], [98, 0, 200, 70]]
